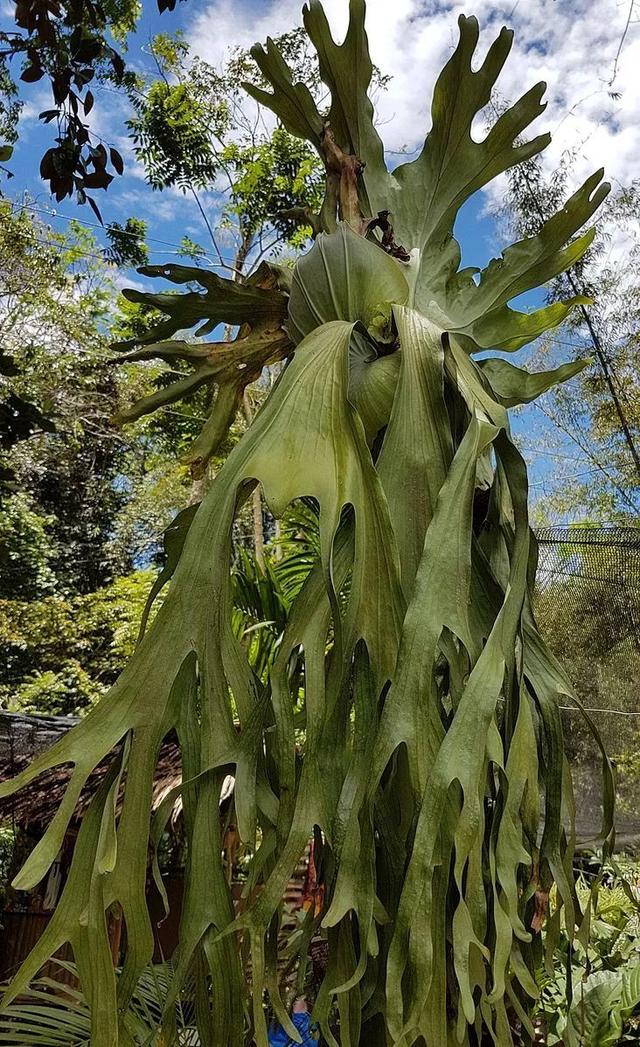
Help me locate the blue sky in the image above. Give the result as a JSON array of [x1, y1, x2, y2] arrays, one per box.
[[2, 0, 639, 516]]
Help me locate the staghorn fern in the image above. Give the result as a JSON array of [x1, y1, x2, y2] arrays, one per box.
[[0, 3, 616, 1045]]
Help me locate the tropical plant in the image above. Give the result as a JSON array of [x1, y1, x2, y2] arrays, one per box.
[[0, 961, 199, 1045], [537, 867, 640, 1045], [0, 3, 615, 1046], [231, 503, 321, 677]]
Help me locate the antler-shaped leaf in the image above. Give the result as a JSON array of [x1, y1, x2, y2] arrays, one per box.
[[391, 19, 547, 267], [389, 14, 609, 347], [115, 263, 288, 347], [114, 262, 292, 473], [422, 169, 608, 350], [302, 0, 393, 215], [244, 40, 325, 146], [250, 8, 609, 352]]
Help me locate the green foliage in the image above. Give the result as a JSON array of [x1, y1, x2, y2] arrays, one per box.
[[0, 198, 180, 593], [538, 867, 640, 1045], [0, 4, 615, 1046], [231, 507, 320, 677], [0, 202, 212, 716], [223, 127, 325, 249], [0, 571, 158, 716], [0, 962, 199, 1044], [0, 201, 121, 587], [0, 493, 57, 599], [126, 27, 325, 265], [6, 663, 105, 719], [0, 826, 16, 910], [128, 77, 223, 190], [178, 236, 207, 263], [0, 57, 21, 147], [105, 218, 149, 268], [110, 295, 167, 344]]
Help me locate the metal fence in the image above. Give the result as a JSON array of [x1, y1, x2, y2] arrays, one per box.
[[534, 526, 640, 849], [536, 526, 640, 650]]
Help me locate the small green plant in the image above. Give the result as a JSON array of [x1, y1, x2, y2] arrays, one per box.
[[0, 825, 16, 909], [538, 865, 640, 1045]]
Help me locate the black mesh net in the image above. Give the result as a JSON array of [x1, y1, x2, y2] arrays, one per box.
[[534, 526, 640, 850]]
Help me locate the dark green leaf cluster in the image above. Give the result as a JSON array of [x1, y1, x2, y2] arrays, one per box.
[[105, 217, 149, 268], [1, 0, 137, 213], [0, 0, 188, 212], [0, 570, 156, 716], [0, 57, 21, 147], [0, 200, 161, 595], [127, 78, 224, 191]]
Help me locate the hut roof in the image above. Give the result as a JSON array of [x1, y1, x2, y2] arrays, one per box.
[[0, 711, 232, 832]]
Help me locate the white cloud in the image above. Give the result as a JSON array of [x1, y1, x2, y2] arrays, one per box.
[[186, 0, 640, 195], [110, 270, 148, 293]]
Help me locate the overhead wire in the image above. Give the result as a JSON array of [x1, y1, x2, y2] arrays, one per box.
[[8, 200, 230, 268], [560, 705, 640, 717]]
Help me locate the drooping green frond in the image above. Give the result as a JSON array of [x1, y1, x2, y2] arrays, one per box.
[[113, 261, 292, 473]]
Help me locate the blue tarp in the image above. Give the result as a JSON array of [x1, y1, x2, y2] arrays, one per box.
[[268, 1011, 317, 1045]]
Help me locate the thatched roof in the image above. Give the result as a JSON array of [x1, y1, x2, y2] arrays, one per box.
[[0, 711, 232, 833]]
